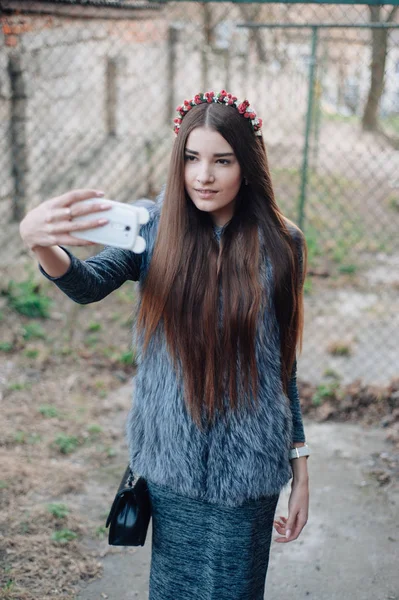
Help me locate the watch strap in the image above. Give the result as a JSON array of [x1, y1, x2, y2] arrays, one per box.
[[289, 444, 310, 460]]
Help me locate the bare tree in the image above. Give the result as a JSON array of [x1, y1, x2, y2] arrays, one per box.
[[238, 4, 267, 63], [362, 5, 398, 132], [201, 2, 213, 90]]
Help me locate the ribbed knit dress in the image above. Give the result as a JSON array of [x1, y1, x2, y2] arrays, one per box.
[[39, 202, 306, 600]]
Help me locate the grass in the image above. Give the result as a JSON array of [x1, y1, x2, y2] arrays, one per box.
[[3, 578, 15, 591], [51, 529, 78, 544], [7, 382, 31, 391], [24, 348, 40, 358], [22, 322, 46, 340], [13, 431, 42, 444], [47, 503, 70, 519], [5, 277, 52, 318], [87, 321, 102, 332], [381, 114, 399, 135], [327, 341, 352, 356], [323, 368, 341, 379], [115, 284, 136, 304], [105, 446, 117, 458], [338, 264, 357, 275], [39, 404, 60, 418], [311, 381, 340, 407], [85, 334, 100, 347], [303, 278, 312, 295], [117, 349, 137, 366], [272, 153, 395, 267], [53, 434, 80, 454], [95, 525, 107, 539], [87, 424, 103, 437], [0, 341, 13, 352], [386, 193, 399, 212], [100, 346, 137, 367], [321, 110, 359, 125]]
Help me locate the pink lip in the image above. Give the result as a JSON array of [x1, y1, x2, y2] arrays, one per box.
[[195, 189, 217, 195]]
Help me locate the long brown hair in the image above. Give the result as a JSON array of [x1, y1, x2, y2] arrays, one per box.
[[138, 101, 307, 426]]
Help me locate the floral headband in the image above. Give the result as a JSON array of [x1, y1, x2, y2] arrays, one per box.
[[173, 90, 263, 137]]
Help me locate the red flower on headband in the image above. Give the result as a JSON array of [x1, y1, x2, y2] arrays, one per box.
[[238, 100, 250, 114], [205, 91, 215, 103], [174, 91, 262, 137]]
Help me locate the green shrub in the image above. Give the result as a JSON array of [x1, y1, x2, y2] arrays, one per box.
[[53, 434, 79, 454], [8, 382, 30, 391], [6, 279, 52, 318], [13, 431, 26, 444], [95, 525, 107, 538], [47, 503, 70, 519], [24, 348, 39, 359], [118, 349, 137, 366], [39, 405, 60, 418], [0, 341, 13, 352], [87, 424, 103, 435], [22, 322, 46, 340], [338, 264, 357, 275], [51, 529, 78, 544], [311, 382, 339, 406]]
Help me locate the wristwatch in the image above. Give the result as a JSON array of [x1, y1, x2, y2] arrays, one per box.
[[289, 443, 310, 460]]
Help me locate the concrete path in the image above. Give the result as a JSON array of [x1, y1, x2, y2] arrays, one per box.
[[77, 421, 399, 600]]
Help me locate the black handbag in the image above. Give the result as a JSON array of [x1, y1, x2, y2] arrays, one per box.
[[105, 465, 152, 546]]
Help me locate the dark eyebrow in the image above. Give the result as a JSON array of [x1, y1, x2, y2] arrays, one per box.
[[185, 149, 235, 158]]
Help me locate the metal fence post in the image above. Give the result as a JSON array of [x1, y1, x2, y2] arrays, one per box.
[[167, 25, 179, 123], [298, 25, 318, 232], [8, 53, 27, 221]]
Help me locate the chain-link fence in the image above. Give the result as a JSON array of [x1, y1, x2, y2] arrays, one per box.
[[1, 0, 398, 387]]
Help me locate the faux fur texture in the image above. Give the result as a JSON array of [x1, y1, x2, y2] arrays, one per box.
[[39, 197, 305, 507], [126, 207, 295, 506]]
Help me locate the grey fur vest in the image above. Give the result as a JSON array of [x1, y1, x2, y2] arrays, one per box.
[[126, 208, 293, 507]]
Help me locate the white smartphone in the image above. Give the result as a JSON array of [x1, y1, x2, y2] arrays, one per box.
[[70, 199, 150, 253]]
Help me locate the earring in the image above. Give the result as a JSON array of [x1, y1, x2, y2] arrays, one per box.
[[244, 177, 248, 186]]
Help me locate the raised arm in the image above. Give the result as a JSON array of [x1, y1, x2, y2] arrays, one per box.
[[38, 244, 141, 304], [19, 189, 152, 304]]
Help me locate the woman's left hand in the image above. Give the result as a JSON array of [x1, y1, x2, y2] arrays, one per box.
[[273, 477, 309, 543]]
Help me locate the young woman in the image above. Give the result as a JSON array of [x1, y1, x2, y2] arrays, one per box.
[[20, 90, 310, 600]]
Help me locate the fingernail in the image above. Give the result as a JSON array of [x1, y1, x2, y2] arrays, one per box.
[[98, 218, 108, 225], [286, 529, 291, 538], [95, 191, 105, 197]]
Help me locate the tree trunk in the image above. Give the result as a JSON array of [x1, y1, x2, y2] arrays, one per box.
[[362, 6, 398, 132], [201, 3, 213, 90], [239, 5, 267, 63]]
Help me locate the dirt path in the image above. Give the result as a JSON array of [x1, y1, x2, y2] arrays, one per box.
[[74, 389, 399, 600]]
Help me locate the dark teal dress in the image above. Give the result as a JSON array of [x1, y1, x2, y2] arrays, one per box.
[[148, 481, 279, 600]]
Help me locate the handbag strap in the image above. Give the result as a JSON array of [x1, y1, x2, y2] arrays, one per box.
[[116, 465, 134, 494]]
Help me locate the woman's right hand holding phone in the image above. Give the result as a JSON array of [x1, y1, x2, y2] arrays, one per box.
[[19, 189, 111, 251], [19, 189, 112, 278]]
